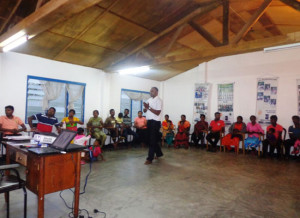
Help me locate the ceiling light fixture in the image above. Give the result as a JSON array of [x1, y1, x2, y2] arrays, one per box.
[[2, 35, 28, 52], [118, 66, 150, 75], [0, 31, 25, 47], [264, 42, 300, 53]]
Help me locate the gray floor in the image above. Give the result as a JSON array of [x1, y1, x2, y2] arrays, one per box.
[[1, 147, 299, 218]]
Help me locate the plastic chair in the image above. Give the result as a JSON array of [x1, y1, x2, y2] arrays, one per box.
[[0, 164, 27, 218]]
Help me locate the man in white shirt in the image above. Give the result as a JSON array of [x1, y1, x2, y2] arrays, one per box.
[[143, 87, 163, 165]]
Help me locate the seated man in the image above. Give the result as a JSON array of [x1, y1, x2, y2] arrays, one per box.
[[28, 107, 61, 133], [191, 114, 208, 148], [206, 112, 225, 152], [122, 109, 138, 146], [262, 115, 283, 158], [284, 115, 300, 158], [174, 115, 190, 149], [0, 105, 27, 136], [134, 111, 147, 147], [104, 109, 119, 149]]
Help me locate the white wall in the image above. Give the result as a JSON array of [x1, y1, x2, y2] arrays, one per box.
[[163, 47, 300, 131], [106, 73, 161, 118], [0, 52, 106, 123], [0, 52, 161, 124]]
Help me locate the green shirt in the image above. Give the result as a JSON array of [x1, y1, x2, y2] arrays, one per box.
[[87, 117, 103, 132]]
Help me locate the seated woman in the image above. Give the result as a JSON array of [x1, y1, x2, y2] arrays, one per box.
[[87, 110, 107, 149], [191, 114, 208, 148], [61, 109, 83, 131], [221, 116, 246, 152], [174, 115, 190, 149], [161, 114, 174, 147], [244, 115, 264, 150]]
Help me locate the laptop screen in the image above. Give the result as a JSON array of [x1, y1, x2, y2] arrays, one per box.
[[50, 129, 77, 151]]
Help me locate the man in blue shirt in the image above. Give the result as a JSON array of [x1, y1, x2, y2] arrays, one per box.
[[284, 115, 300, 158]]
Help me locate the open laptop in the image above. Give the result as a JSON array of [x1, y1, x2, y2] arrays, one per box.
[[28, 129, 85, 155]]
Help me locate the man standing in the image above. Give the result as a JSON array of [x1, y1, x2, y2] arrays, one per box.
[[28, 107, 61, 133], [143, 87, 163, 165], [0, 105, 27, 136]]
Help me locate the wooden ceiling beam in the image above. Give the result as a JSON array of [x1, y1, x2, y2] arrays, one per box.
[[36, 0, 45, 11], [280, 0, 300, 11], [189, 21, 222, 47], [152, 31, 300, 67], [54, 0, 120, 59], [222, 0, 229, 45], [0, 0, 22, 34], [232, 0, 273, 45], [159, 24, 187, 58], [0, 0, 105, 45], [107, 0, 222, 69]]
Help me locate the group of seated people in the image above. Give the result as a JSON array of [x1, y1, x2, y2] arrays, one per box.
[[0, 105, 299, 160], [166, 111, 300, 159]]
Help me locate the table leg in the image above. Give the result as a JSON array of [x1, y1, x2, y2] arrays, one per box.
[[37, 193, 44, 218], [38, 158, 45, 218], [73, 152, 81, 218]]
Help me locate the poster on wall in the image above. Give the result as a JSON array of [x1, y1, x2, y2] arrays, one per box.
[[256, 78, 278, 124], [218, 83, 234, 125], [193, 83, 210, 123], [297, 80, 300, 116]]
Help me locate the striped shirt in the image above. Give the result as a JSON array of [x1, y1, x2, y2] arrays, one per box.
[[33, 113, 60, 133]]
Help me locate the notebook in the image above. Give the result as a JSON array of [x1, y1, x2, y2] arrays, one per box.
[[28, 129, 85, 155]]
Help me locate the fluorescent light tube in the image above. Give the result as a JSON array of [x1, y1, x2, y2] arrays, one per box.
[[264, 42, 300, 53], [2, 35, 28, 52], [0, 31, 25, 47], [118, 66, 150, 75]]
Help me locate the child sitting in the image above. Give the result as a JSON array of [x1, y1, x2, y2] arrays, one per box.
[[291, 137, 300, 155], [267, 128, 276, 146], [116, 112, 125, 140], [74, 128, 105, 163], [73, 128, 91, 164]]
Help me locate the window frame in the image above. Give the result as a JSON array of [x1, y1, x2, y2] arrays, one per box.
[[120, 88, 150, 122], [25, 75, 86, 124]]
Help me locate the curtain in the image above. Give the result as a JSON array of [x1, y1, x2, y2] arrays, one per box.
[[124, 91, 150, 101], [66, 84, 84, 110], [41, 81, 64, 110]]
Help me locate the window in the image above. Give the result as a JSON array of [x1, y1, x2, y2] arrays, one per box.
[[25, 76, 86, 123], [120, 89, 150, 122]]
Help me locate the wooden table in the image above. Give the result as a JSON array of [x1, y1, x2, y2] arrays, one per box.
[[4, 142, 81, 218]]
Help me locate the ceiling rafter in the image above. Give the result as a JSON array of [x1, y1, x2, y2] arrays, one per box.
[[0, 0, 105, 46], [47, 30, 126, 54], [222, 0, 229, 44], [280, 0, 300, 11], [152, 31, 300, 67], [53, 0, 120, 59], [189, 21, 223, 47], [0, 0, 22, 34], [232, 0, 273, 44], [159, 24, 188, 58], [107, 0, 223, 70]]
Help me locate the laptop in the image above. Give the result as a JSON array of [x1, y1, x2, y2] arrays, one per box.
[[28, 129, 85, 155]]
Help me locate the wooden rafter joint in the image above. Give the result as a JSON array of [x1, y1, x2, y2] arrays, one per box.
[[280, 0, 300, 11]]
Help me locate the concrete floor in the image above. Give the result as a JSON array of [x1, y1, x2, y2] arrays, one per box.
[[1, 147, 299, 218]]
